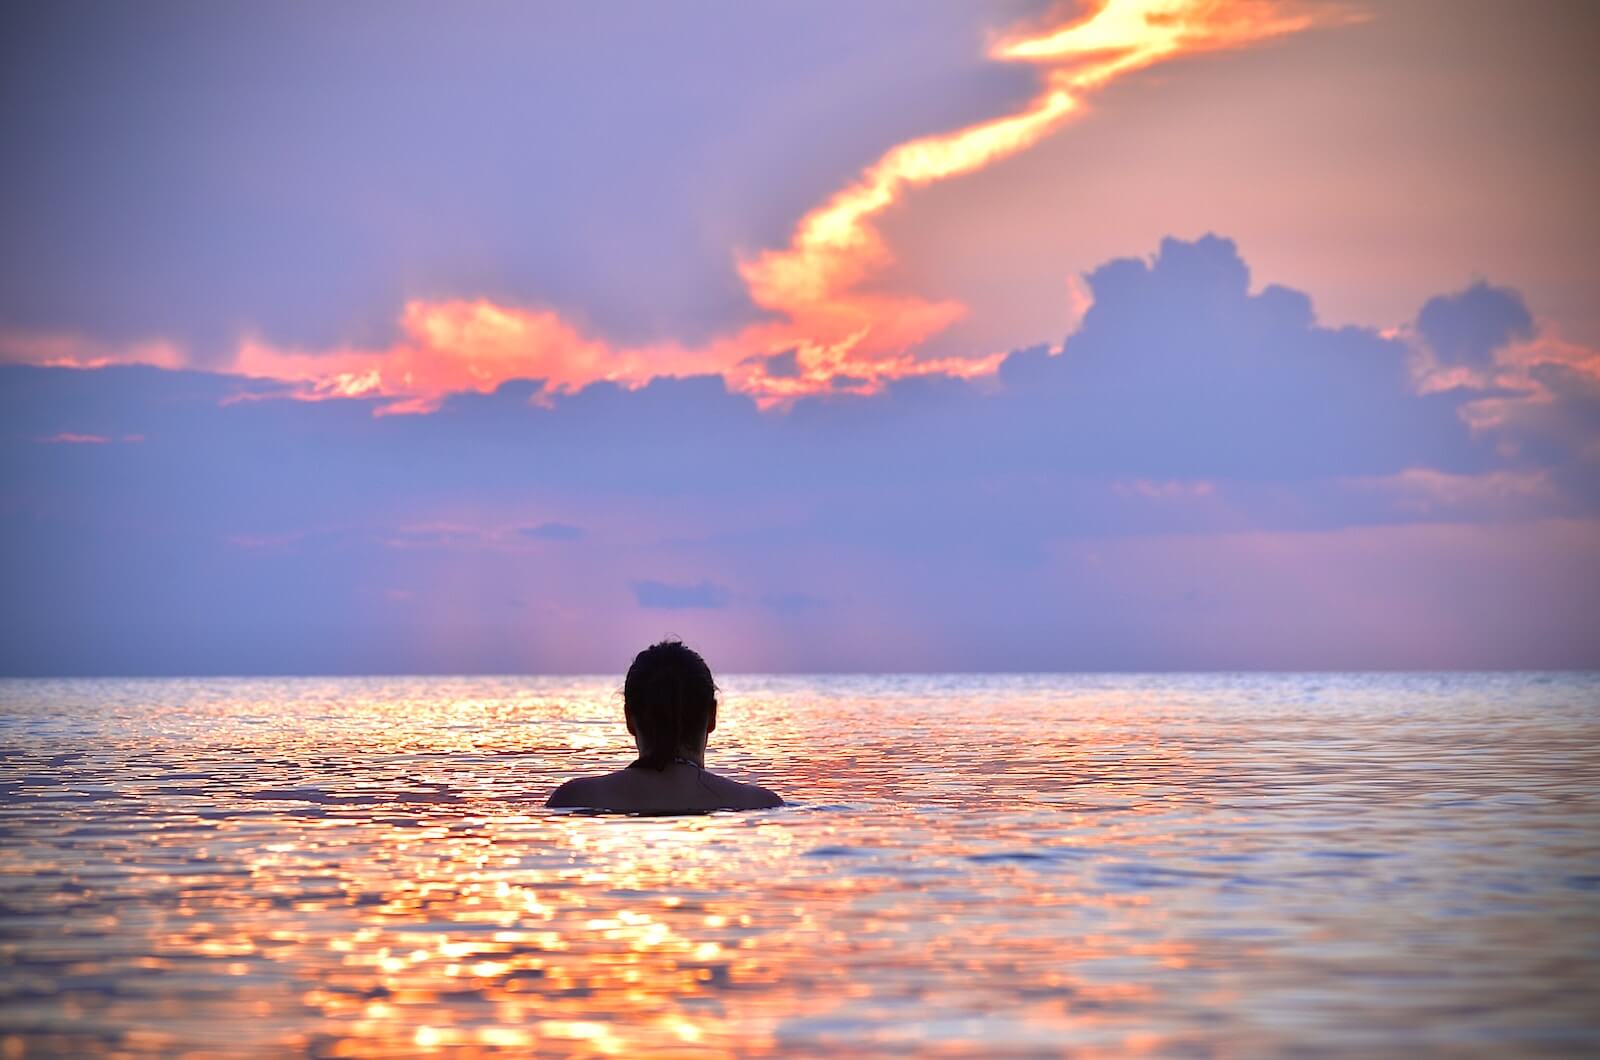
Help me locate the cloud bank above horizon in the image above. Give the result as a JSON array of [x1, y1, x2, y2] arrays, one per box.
[[4, 234, 1597, 673], [2, 0, 1597, 673]]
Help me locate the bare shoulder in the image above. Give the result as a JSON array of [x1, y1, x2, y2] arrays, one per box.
[[704, 772, 784, 810], [546, 774, 611, 808], [547, 768, 782, 812]]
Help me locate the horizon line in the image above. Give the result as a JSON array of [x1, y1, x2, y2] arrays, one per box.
[[3, 668, 1594, 681]]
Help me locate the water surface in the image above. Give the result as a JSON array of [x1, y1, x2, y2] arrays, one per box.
[[1, 673, 1597, 1055]]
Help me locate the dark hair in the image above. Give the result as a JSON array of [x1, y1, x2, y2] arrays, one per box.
[[624, 639, 717, 770]]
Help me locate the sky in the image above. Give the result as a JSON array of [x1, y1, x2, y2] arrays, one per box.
[[2, 0, 1597, 674]]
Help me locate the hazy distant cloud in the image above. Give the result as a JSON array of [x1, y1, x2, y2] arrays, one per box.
[[35, 432, 143, 445], [761, 591, 826, 615], [631, 580, 731, 610], [386, 526, 482, 549], [1417, 282, 1535, 366], [518, 522, 586, 542]]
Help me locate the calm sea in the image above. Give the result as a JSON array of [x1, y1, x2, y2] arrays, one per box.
[[1, 673, 1597, 1056]]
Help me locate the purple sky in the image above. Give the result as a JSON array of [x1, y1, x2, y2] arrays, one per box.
[[2, 1, 1596, 673]]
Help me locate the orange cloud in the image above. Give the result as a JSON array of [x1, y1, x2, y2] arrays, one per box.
[[721, 0, 1343, 403], [1409, 321, 1600, 435], [741, 0, 1332, 345], [234, 301, 713, 412], [11, 1, 1343, 411]]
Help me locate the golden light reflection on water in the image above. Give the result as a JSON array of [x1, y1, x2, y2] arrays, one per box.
[[1, 674, 1598, 1056]]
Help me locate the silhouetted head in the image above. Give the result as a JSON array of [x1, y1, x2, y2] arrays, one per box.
[[624, 639, 718, 770]]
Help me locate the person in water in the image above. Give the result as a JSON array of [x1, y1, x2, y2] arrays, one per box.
[[546, 639, 783, 813]]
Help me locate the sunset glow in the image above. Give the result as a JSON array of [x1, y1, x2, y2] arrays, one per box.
[[4, 0, 1597, 674], [4, 7, 1599, 1049], [4, 1, 1349, 412]]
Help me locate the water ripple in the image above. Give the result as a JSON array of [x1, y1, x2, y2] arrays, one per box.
[[1, 673, 1597, 1055]]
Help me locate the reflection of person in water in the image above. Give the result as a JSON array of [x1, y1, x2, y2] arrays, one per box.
[[546, 639, 783, 813]]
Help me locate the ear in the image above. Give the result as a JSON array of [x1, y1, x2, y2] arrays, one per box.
[[625, 711, 636, 737], [706, 701, 717, 735]]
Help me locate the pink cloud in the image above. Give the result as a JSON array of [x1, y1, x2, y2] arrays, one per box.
[[3, 2, 1341, 414], [34, 433, 145, 445], [1, 331, 183, 371], [1113, 479, 1218, 500], [1343, 468, 1556, 516], [1410, 319, 1600, 434]]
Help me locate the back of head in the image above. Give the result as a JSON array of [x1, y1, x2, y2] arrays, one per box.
[[624, 639, 717, 770]]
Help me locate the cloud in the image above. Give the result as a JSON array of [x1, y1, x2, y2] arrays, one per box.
[[761, 592, 827, 615], [384, 526, 484, 549], [735, 0, 1338, 393], [760, 350, 800, 379], [6, 237, 1589, 503], [5, 3, 1093, 360], [1, 1, 1341, 412], [1112, 479, 1217, 500], [1405, 286, 1600, 506], [518, 522, 586, 542], [3, 235, 1597, 672], [978, 234, 1488, 480], [1, 330, 183, 371], [34, 432, 144, 445], [630, 580, 731, 610], [1417, 281, 1535, 367]]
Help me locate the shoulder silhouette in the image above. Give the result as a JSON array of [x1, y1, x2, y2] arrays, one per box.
[[546, 639, 783, 813]]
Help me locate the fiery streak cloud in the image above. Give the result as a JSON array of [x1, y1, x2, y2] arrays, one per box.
[[15, 1, 1341, 411]]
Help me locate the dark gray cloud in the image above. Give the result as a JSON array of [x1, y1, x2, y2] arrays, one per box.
[[1417, 282, 1535, 366]]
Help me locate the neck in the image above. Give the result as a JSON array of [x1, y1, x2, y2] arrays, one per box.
[[630, 748, 705, 770]]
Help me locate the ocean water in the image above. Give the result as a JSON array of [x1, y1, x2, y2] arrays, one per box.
[[1, 673, 1597, 1057]]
